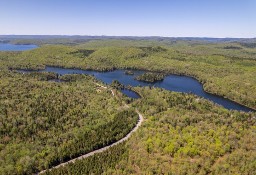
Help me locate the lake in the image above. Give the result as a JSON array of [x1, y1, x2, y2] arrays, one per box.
[[0, 43, 38, 51], [19, 66, 254, 112]]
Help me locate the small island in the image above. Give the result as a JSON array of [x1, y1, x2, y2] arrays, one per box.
[[124, 70, 134, 75], [135, 72, 165, 83]]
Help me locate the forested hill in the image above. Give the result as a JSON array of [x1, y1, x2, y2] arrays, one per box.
[[1, 35, 255, 46], [0, 38, 255, 174], [1, 38, 256, 109], [0, 71, 138, 174], [44, 87, 256, 175]]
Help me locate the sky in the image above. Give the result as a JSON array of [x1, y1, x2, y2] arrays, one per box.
[[0, 0, 255, 38]]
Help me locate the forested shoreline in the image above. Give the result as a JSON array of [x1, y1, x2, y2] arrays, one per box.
[[0, 71, 138, 174], [0, 39, 255, 109], [135, 72, 165, 83], [43, 86, 256, 175], [0, 39, 255, 174]]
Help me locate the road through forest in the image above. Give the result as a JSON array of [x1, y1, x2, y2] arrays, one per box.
[[38, 85, 144, 174]]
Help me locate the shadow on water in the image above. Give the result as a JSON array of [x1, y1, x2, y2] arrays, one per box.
[[121, 89, 141, 99], [17, 66, 254, 112]]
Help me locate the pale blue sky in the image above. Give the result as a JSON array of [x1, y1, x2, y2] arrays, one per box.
[[0, 0, 255, 37]]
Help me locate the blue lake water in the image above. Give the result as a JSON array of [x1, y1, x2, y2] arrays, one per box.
[[20, 66, 254, 112], [0, 43, 38, 51], [121, 89, 141, 99]]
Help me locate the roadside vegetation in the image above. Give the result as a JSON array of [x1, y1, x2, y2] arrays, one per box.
[[0, 71, 138, 174], [43, 87, 256, 175]]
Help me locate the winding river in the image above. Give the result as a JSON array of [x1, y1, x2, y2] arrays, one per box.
[[20, 66, 254, 112]]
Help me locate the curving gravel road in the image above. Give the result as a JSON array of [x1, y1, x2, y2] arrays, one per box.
[[38, 84, 144, 174], [38, 109, 144, 174]]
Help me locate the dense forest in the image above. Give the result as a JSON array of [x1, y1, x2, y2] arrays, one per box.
[[113, 87, 256, 175], [0, 38, 255, 174], [43, 87, 256, 175], [0, 70, 138, 174], [43, 143, 128, 175], [135, 72, 165, 83], [0, 39, 255, 109]]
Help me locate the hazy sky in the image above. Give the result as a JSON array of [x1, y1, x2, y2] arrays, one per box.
[[0, 0, 255, 37]]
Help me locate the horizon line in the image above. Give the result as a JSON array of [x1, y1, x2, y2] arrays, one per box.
[[0, 34, 255, 39]]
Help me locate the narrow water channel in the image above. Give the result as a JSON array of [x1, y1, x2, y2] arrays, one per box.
[[19, 66, 254, 112]]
